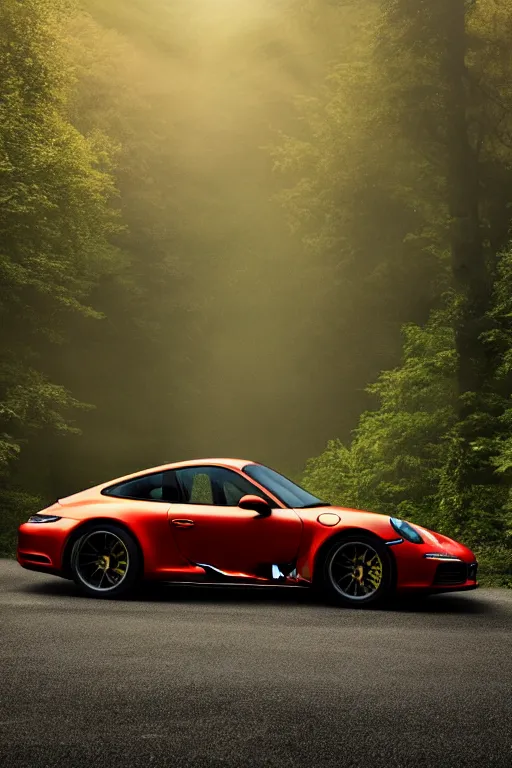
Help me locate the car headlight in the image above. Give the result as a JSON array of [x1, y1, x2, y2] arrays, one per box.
[[27, 514, 61, 523], [390, 517, 423, 544]]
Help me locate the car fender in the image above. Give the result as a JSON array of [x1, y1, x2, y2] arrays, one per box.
[[295, 510, 398, 582], [59, 501, 188, 578]]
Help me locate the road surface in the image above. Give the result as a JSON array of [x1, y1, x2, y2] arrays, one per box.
[[1, 559, 511, 767]]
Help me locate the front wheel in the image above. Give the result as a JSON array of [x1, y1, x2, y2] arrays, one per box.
[[320, 534, 393, 607], [70, 524, 141, 599]]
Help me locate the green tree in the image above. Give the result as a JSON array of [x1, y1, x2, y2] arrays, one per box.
[[0, 0, 120, 540]]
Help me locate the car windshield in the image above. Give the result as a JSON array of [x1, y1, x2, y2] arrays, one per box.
[[243, 464, 329, 509]]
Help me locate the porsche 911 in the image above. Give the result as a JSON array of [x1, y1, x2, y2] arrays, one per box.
[[17, 458, 478, 605]]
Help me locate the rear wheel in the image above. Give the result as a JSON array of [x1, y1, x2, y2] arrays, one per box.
[[320, 534, 393, 607], [70, 524, 140, 598]]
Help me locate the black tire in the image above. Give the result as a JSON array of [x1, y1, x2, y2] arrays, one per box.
[[70, 523, 141, 599], [319, 533, 393, 608]]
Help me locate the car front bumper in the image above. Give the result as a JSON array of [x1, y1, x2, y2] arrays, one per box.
[[391, 539, 478, 593], [17, 517, 80, 576]]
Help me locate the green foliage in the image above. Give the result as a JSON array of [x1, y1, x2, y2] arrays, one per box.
[[303, 439, 358, 508], [301, 302, 511, 584], [0, 0, 120, 478], [300, 213, 512, 587], [0, 489, 43, 557], [303, 312, 458, 524]]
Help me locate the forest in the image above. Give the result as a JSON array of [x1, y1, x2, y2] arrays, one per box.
[[1, 0, 511, 585]]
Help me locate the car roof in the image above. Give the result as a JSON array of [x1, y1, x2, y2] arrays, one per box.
[[167, 458, 254, 471]]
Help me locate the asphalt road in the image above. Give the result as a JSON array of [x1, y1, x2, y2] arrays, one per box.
[[1, 560, 511, 768]]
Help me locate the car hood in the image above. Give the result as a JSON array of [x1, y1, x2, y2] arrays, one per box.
[[295, 505, 393, 533], [295, 505, 389, 522]]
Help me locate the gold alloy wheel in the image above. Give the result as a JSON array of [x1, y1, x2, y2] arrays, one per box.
[[328, 540, 384, 601], [74, 531, 130, 592]]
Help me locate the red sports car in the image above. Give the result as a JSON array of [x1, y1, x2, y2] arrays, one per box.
[[17, 458, 478, 605]]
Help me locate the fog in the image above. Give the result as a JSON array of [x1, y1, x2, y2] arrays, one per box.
[[6, 0, 422, 498], [152, 0, 338, 472], [34, 0, 377, 487]]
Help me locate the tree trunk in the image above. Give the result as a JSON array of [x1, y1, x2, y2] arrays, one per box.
[[443, 0, 492, 487]]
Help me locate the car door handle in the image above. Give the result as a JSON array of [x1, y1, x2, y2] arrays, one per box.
[[171, 519, 195, 528]]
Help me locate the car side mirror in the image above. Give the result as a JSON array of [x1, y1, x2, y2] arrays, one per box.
[[238, 494, 272, 517]]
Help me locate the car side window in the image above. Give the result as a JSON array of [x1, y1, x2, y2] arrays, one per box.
[[223, 480, 245, 506], [176, 466, 275, 507], [103, 470, 181, 503]]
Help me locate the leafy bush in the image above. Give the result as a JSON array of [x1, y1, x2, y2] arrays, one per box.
[[0, 489, 43, 557]]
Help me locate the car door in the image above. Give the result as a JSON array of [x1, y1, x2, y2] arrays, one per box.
[[167, 465, 302, 578]]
